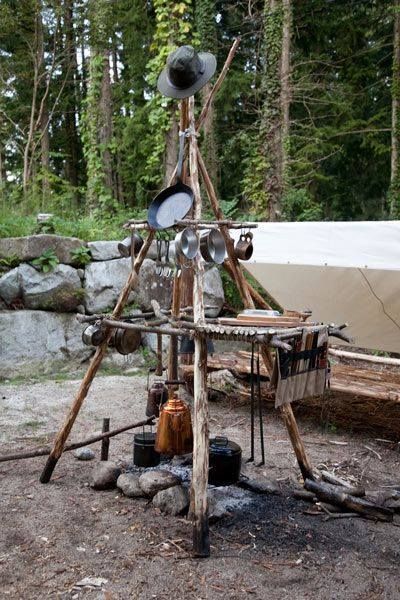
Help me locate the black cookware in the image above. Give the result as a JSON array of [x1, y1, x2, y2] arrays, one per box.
[[133, 431, 160, 467], [147, 132, 193, 230], [208, 436, 242, 486]]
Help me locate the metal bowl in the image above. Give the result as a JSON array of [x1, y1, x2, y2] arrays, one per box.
[[200, 229, 226, 264], [175, 227, 199, 260]]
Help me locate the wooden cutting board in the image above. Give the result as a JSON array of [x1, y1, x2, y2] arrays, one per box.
[[218, 317, 304, 328]]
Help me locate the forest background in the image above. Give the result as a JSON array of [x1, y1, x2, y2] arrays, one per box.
[[1, 0, 400, 241]]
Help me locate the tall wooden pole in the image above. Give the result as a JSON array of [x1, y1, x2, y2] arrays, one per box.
[[40, 232, 154, 483], [169, 99, 189, 380], [189, 96, 210, 557]]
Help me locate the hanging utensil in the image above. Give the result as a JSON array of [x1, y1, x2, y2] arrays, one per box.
[[147, 131, 194, 230], [256, 346, 265, 467], [82, 324, 106, 347], [156, 238, 163, 276], [246, 342, 255, 463], [118, 232, 144, 258], [175, 227, 199, 260], [155, 380, 193, 456], [113, 327, 141, 355], [234, 231, 253, 261], [199, 229, 226, 264]]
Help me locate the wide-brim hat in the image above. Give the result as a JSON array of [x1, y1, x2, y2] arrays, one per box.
[[157, 45, 217, 99]]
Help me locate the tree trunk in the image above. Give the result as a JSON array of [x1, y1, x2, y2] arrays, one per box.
[[259, 0, 291, 221], [200, 82, 218, 190], [99, 49, 114, 193], [64, 0, 81, 192], [390, 0, 400, 218]]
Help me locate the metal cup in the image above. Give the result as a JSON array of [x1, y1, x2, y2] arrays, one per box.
[[118, 233, 144, 258], [82, 324, 106, 347], [175, 227, 199, 260], [234, 232, 253, 261], [199, 229, 226, 264]]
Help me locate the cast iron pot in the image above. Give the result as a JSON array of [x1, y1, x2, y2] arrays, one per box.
[[133, 432, 160, 468], [208, 436, 242, 486]]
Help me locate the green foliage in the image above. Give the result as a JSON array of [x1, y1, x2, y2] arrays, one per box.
[[282, 189, 323, 222], [220, 268, 242, 312], [0, 254, 22, 270], [31, 249, 59, 273], [70, 246, 92, 267]]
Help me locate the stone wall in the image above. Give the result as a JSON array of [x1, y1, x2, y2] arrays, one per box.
[[0, 235, 225, 377]]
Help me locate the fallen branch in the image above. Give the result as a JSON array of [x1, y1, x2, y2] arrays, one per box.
[[329, 348, 400, 367], [320, 470, 365, 497], [304, 479, 393, 522], [0, 417, 154, 463]]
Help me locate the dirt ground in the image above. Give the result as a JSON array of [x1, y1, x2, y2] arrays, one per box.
[[1, 371, 400, 599]]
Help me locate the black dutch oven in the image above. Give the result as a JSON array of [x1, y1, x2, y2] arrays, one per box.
[[133, 432, 160, 468], [208, 436, 242, 486]]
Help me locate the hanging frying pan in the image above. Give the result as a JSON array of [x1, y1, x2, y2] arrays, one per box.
[[147, 131, 194, 230]]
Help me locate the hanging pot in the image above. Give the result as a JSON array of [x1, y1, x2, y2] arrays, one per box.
[[82, 324, 106, 347], [133, 431, 160, 467], [113, 327, 141, 355], [208, 436, 242, 486], [146, 381, 168, 418], [147, 132, 194, 230], [199, 230, 226, 264], [234, 232, 254, 261], [118, 233, 144, 258], [155, 388, 193, 456], [179, 335, 215, 355], [175, 227, 199, 260]]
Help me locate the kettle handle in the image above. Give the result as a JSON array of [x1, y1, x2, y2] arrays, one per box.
[[213, 436, 228, 447], [165, 379, 186, 386]]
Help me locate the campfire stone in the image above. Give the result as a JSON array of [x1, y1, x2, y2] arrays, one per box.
[[73, 447, 95, 461], [91, 461, 121, 490], [171, 453, 193, 467], [238, 477, 279, 495], [117, 473, 144, 498], [139, 469, 181, 497], [152, 485, 189, 516]]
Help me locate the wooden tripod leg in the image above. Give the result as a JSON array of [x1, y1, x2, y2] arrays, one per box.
[[40, 232, 154, 483], [259, 345, 314, 480], [279, 404, 315, 481]]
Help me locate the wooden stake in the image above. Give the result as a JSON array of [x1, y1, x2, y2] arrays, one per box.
[[40, 231, 154, 483], [101, 418, 110, 461], [188, 95, 210, 558]]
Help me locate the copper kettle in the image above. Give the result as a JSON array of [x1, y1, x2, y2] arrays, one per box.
[[155, 381, 193, 456]]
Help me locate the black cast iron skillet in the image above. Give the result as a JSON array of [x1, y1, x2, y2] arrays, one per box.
[[147, 132, 194, 229]]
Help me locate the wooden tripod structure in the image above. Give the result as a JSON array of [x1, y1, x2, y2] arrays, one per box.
[[39, 40, 315, 558]]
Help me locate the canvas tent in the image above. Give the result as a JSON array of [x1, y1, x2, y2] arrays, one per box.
[[234, 221, 400, 353]]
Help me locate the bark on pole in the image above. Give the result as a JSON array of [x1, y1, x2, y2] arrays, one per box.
[[188, 95, 210, 557], [390, 0, 400, 217], [40, 232, 154, 483]]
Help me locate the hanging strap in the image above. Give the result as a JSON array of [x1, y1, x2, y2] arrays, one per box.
[[247, 342, 255, 463], [256, 344, 265, 467]]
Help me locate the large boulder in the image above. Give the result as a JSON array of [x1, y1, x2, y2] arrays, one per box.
[[117, 473, 144, 498], [87, 241, 120, 261], [18, 264, 83, 312], [0, 310, 92, 377], [203, 267, 224, 317], [0, 267, 20, 304], [0, 235, 84, 265], [84, 258, 173, 314]]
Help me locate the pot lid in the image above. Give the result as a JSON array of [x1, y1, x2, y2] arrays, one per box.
[[209, 436, 241, 456]]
